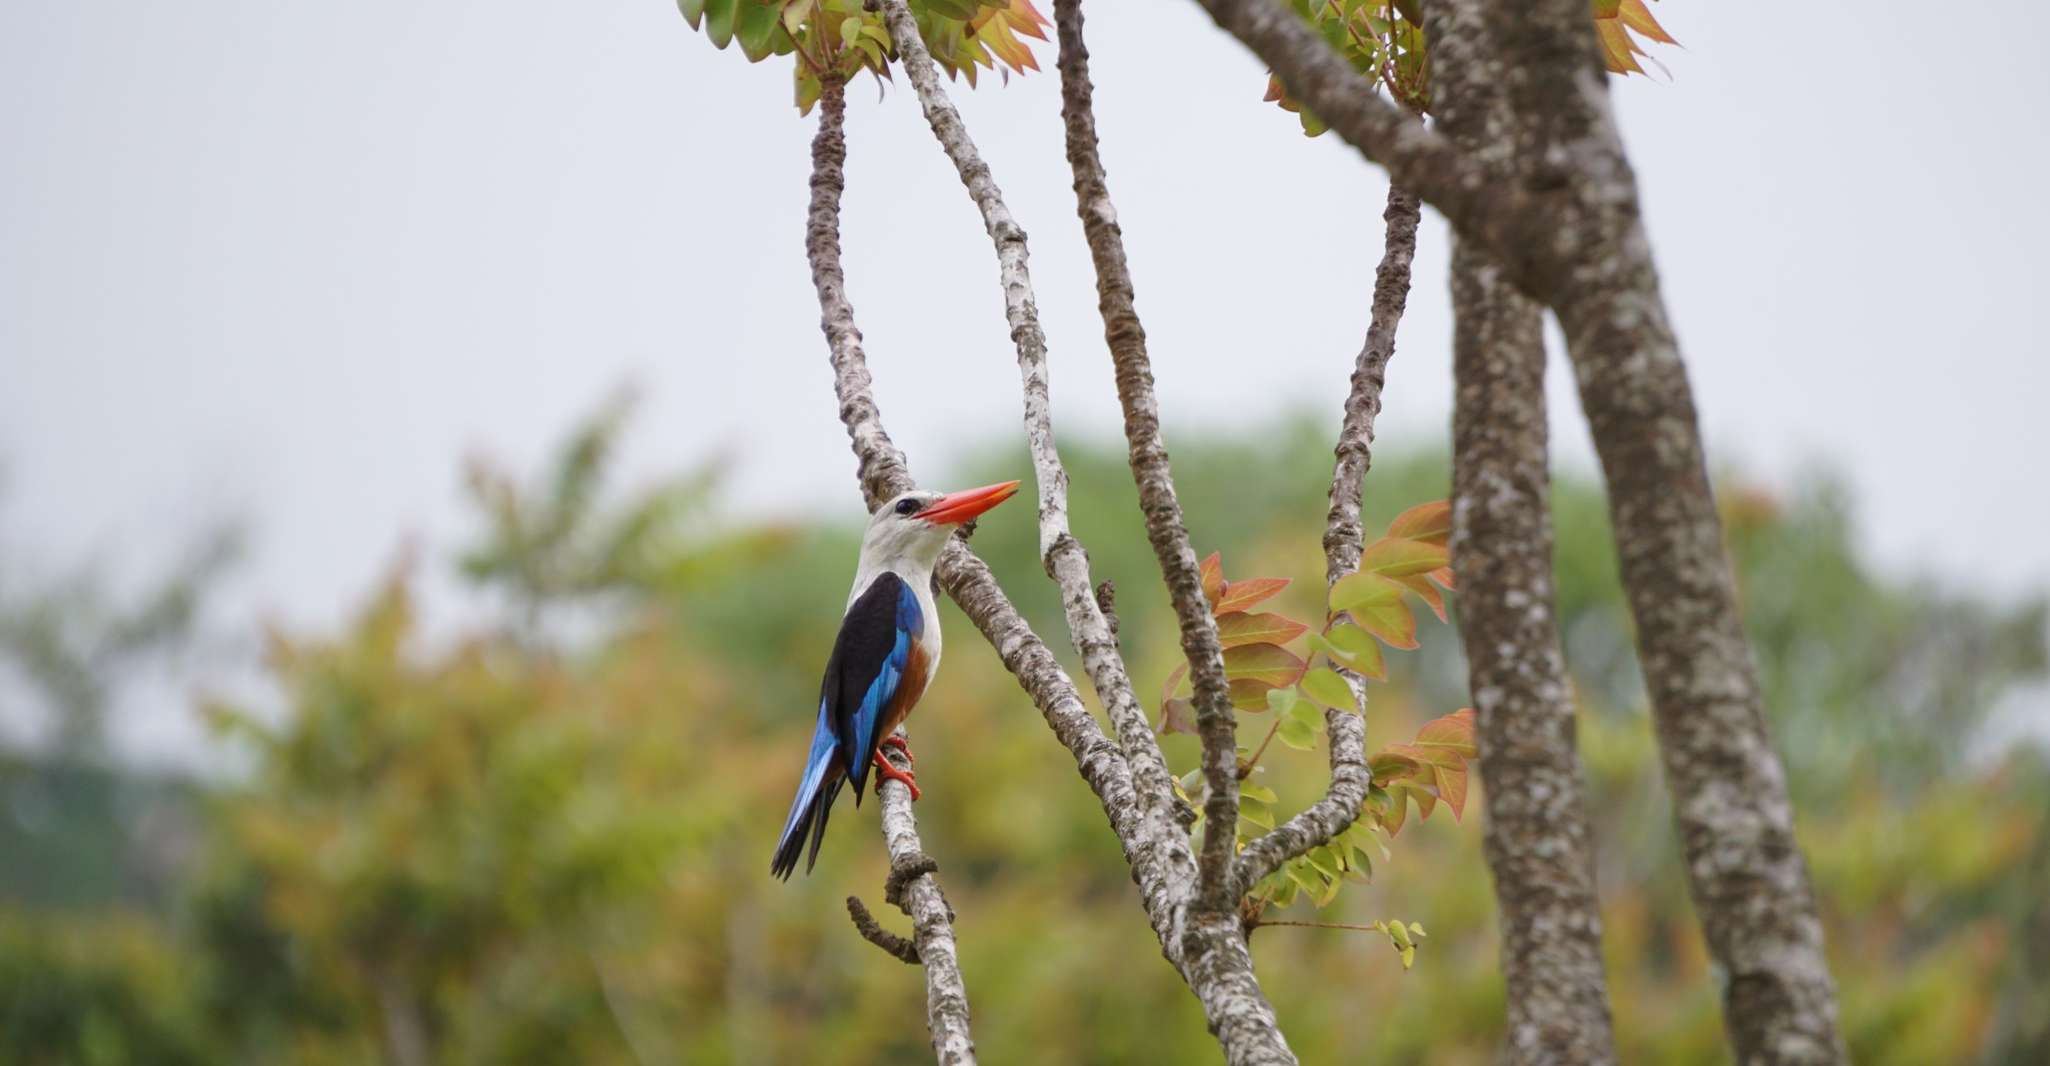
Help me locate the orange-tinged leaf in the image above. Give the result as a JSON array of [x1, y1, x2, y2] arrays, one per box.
[[1359, 537, 1449, 578], [1200, 552, 1224, 604], [1353, 593, 1418, 650], [1230, 679, 1279, 711], [1223, 642, 1306, 687], [1595, 19, 1645, 75], [1427, 566, 1456, 591], [1414, 707, 1478, 757], [1215, 577, 1290, 614], [1368, 747, 1423, 782], [1619, 0, 1677, 45], [1394, 573, 1447, 622], [1398, 779, 1438, 821], [1161, 662, 1187, 706], [1386, 500, 1452, 545], [1215, 611, 1310, 649], [1432, 761, 1469, 821], [1158, 697, 1198, 736]]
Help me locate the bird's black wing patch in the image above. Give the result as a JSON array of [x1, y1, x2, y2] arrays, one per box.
[[821, 571, 922, 801]]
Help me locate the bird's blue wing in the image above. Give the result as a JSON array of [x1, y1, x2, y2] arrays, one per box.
[[769, 571, 925, 879], [828, 572, 925, 801]]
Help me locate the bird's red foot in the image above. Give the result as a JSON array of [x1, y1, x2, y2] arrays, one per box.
[[879, 734, 916, 765], [873, 747, 921, 801]]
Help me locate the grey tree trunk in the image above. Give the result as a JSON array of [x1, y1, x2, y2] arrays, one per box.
[[1424, 2, 1620, 1062]]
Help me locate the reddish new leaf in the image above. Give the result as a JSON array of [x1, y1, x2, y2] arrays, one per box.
[[1199, 552, 1224, 604], [1223, 642, 1306, 687], [1414, 707, 1478, 758], [1215, 611, 1310, 649], [1386, 500, 1452, 545], [1158, 697, 1198, 737], [1215, 577, 1290, 614], [1161, 661, 1187, 707], [1394, 572, 1448, 623]]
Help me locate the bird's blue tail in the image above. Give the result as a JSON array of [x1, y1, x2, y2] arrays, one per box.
[[771, 700, 845, 880]]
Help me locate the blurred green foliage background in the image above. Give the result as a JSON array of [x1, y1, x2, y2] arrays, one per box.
[[3, 401, 2045, 1064]]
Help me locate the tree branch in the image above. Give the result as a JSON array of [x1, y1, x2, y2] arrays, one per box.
[[846, 895, 922, 965], [1192, 2, 1848, 1060], [1232, 177, 1416, 896], [875, 747, 976, 1065], [1049, 0, 1241, 917], [1423, 6, 1618, 1061], [806, 77, 974, 1065], [877, 5, 1297, 1061]]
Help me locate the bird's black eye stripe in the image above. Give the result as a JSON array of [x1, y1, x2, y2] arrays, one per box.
[[895, 498, 922, 516]]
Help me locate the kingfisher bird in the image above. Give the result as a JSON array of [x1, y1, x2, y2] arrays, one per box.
[[770, 479, 1022, 880]]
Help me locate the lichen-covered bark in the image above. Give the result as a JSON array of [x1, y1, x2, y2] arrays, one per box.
[[1423, 3, 1619, 1062], [876, 753, 976, 1065], [1049, 0, 1242, 919], [1485, 4, 1846, 1061], [804, 80, 975, 1063], [1196, 1, 1846, 1059]]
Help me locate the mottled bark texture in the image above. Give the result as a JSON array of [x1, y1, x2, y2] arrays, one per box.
[[877, 747, 976, 1065], [887, 4, 1293, 1060], [1487, 5, 1846, 1062], [1050, 0, 1243, 916], [806, 79, 975, 1064], [1425, 2, 1618, 1061], [1196, 0, 1846, 1059]]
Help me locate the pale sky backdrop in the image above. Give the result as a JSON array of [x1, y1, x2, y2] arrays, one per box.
[[3, 1, 2046, 759]]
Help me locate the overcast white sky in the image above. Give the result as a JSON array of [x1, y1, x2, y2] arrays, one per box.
[[3, 2, 2047, 754]]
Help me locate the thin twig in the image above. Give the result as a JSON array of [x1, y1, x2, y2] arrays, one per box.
[[847, 895, 923, 964], [1232, 173, 1417, 897]]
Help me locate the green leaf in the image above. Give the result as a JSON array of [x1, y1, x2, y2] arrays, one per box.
[[1276, 715, 1317, 750], [737, 0, 783, 60], [1266, 686, 1299, 717], [1240, 781, 1278, 804], [1240, 799, 1275, 830], [783, 0, 815, 34], [1359, 536, 1449, 578], [679, 0, 709, 29], [1298, 667, 1355, 712], [1330, 569, 1401, 613], [841, 14, 862, 44], [1223, 642, 1306, 687], [1322, 624, 1389, 679], [703, 0, 738, 48], [1216, 611, 1310, 649], [1286, 695, 1324, 734]]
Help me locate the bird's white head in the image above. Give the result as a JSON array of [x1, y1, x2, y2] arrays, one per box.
[[855, 480, 1022, 584]]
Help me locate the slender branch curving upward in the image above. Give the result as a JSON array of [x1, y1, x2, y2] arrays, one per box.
[[804, 78, 974, 1064], [1049, 0, 1242, 918], [1234, 178, 1417, 897], [1423, 4, 1618, 1060]]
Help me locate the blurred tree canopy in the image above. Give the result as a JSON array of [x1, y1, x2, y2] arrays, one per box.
[[2, 406, 2045, 1064]]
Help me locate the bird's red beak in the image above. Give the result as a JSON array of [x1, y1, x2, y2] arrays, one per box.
[[918, 480, 1022, 525]]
